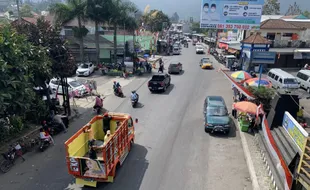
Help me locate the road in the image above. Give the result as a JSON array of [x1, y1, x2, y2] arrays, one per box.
[[0, 45, 251, 190]]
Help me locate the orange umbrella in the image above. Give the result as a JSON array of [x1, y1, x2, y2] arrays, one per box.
[[233, 101, 257, 114]]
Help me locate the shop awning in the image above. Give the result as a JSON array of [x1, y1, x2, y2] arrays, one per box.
[[218, 42, 229, 50], [221, 70, 255, 100]]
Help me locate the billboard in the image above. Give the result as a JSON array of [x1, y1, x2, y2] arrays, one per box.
[[251, 51, 276, 64], [200, 0, 264, 30], [282, 111, 308, 153]]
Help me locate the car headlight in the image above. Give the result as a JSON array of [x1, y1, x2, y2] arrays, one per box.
[[225, 124, 230, 127], [205, 123, 213, 127]]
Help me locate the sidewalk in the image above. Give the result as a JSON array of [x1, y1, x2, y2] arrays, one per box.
[[234, 119, 274, 190]]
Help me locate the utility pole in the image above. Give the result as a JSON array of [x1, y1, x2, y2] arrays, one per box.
[[123, 22, 125, 61], [16, 0, 21, 23]]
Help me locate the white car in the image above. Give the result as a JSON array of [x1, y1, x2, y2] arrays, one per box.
[[76, 62, 95, 76], [49, 78, 87, 97], [196, 46, 204, 54]]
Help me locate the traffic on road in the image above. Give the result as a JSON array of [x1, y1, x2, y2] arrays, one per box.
[[0, 41, 251, 190]]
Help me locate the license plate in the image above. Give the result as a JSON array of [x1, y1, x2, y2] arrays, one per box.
[[214, 126, 223, 131]]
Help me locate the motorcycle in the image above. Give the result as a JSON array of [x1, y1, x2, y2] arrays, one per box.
[[131, 93, 139, 108], [114, 87, 124, 97], [0, 144, 23, 173], [39, 138, 52, 152], [46, 119, 67, 136]]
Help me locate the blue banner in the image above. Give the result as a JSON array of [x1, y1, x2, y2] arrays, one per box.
[[200, 0, 264, 30]]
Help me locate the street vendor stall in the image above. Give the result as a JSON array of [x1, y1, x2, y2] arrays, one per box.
[[233, 101, 258, 132]]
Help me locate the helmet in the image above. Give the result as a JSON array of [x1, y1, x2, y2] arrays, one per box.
[[113, 81, 116, 84], [97, 94, 101, 98], [132, 90, 136, 93]]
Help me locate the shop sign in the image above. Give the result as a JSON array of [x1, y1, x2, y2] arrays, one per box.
[[200, 0, 264, 30], [282, 111, 308, 153], [251, 51, 276, 64]]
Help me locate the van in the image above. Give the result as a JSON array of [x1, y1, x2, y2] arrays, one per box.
[[224, 55, 236, 68], [173, 47, 181, 55], [296, 70, 310, 93], [267, 69, 299, 90]]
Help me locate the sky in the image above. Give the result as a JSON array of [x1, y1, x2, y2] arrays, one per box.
[[130, 0, 310, 21]]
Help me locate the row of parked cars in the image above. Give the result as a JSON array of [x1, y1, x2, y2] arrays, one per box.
[[267, 68, 310, 93]]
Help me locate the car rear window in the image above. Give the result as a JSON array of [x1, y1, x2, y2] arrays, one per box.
[[207, 106, 228, 116], [151, 75, 165, 81]]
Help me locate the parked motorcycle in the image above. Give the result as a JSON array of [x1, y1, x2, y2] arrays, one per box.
[[0, 144, 23, 173]]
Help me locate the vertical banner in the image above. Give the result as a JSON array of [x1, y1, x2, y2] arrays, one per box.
[[200, 0, 264, 30]]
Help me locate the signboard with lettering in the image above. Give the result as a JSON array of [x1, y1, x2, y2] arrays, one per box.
[[251, 51, 276, 64], [282, 111, 308, 153], [200, 0, 264, 30]]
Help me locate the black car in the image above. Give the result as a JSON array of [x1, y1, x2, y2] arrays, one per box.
[[147, 73, 171, 92], [204, 96, 231, 134], [168, 63, 183, 74]]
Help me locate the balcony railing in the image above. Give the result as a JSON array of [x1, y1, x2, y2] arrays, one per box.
[[269, 40, 310, 48]]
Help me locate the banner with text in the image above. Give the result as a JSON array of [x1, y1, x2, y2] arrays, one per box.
[[200, 0, 264, 30]]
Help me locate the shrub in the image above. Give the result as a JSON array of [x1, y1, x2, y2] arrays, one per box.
[[247, 86, 275, 113]]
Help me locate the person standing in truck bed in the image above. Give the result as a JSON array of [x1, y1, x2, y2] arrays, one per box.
[[102, 113, 112, 134]]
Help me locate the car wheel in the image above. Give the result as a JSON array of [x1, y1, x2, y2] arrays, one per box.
[[204, 128, 209, 133]]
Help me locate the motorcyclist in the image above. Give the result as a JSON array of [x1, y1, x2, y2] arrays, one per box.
[[93, 94, 103, 111], [131, 90, 139, 102], [113, 81, 121, 94]]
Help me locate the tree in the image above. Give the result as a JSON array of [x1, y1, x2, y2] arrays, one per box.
[[20, 4, 34, 17], [143, 10, 170, 32], [12, 18, 77, 115], [285, 2, 302, 16], [262, 0, 280, 15], [86, 0, 111, 65], [170, 12, 179, 23], [108, 0, 137, 64], [0, 25, 51, 119], [247, 86, 275, 113], [50, 0, 88, 63], [303, 11, 310, 18]]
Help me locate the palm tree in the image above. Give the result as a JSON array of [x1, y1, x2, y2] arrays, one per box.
[[50, 0, 88, 62], [86, 0, 111, 65], [108, 0, 137, 64]]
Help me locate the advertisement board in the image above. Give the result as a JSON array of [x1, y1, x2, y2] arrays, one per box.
[[282, 111, 308, 153], [251, 51, 276, 64], [200, 0, 264, 30]]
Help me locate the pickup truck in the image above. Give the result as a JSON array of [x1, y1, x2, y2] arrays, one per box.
[[148, 73, 171, 92]]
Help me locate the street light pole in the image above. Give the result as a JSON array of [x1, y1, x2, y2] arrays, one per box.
[[123, 22, 125, 61]]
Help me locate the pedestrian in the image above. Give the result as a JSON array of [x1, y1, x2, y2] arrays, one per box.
[[102, 113, 112, 134], [53, 114, 68, 133], [232, 99, 237, 119], [232, 85, 239, 100]]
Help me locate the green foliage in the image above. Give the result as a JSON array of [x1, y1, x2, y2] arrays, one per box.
[[12, 17, 77, 78], [72, 26, 89, 39], [190, 22, 209, 34], [304, 11, 310, 19], [20, 4, 34, 17], [263, 0, 280, 15], [143, 9, 170, 32], [0, 25, 50, 140], [247, 86, 275, 112]]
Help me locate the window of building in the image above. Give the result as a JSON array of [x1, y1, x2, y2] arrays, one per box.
[[282, 33, 293, 37]]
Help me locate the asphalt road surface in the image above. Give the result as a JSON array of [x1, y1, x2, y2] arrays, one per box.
[[0, 45, 251, 190]]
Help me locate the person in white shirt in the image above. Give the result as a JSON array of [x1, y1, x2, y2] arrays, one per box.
[[209, 3, 221, 21], [201, 3, 210, 22]]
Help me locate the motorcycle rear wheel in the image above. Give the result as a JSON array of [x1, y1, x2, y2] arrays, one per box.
[[0, 160, 13, 173]]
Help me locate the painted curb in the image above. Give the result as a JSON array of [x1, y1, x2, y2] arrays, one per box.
[[233, 118, 260, 190]]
